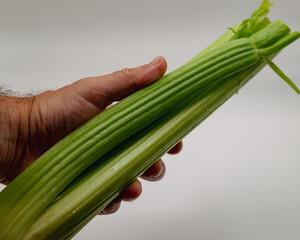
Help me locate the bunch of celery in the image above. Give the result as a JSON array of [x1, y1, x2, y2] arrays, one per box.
[[0, 1, 299, 239]]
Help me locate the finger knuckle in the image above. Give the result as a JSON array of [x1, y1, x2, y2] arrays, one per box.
[[118, 68, 138, 90], [119, 68, 132, 81]]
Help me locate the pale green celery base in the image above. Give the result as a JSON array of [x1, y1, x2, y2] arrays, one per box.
[[24, 56, 274, 239]]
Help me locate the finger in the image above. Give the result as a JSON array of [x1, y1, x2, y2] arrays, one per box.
[[168, 141, 183, 155], [99, 180, 142, 215], [121, 179, 142, 202], [141, 160, 166, 182], [99, 197, 122, 215], [72, 56, 167, 110]]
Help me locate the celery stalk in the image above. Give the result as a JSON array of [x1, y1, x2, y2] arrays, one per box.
[[0, 1, 299, 239], [24, 59, 271, 240], [24, 2, 300, 237]]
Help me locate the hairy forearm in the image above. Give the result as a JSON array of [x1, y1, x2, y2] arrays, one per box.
[[0, 94, 33, 184]]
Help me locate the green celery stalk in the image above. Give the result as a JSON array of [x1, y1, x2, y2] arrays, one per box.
[[0, 1, 299, 239], [0, 31, 266, 239], [23, 2, 300, 237], [24, 59, 272, 240]]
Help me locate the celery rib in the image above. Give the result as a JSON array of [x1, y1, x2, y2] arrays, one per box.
[[0, 1, 299, 239]]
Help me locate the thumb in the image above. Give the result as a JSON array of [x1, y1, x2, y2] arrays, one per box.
[[71, 56, 167, 110]]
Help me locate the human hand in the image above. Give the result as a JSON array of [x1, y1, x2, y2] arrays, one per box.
[[0, 56, 183, 214]]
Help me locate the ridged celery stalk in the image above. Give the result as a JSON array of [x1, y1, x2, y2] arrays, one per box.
[[0, 0, 299, 239], [23, 59, 273, 240], [26, 32, 299, 240]]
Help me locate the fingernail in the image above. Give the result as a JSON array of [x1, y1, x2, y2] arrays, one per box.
[[149, 162, 166, 181], [149, 56, 161, 66], [113, 203, 121, 211]]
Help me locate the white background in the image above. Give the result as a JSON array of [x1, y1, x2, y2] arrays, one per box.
[[0, 0, 299, 239]]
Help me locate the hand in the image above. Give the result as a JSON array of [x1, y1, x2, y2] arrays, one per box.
[[0, 56, 183, 214]]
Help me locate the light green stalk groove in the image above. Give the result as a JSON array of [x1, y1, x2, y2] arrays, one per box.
[[0, 1, 299, 239]]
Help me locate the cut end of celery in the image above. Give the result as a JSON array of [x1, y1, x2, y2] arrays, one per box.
[[257, 31, 300, 57]]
